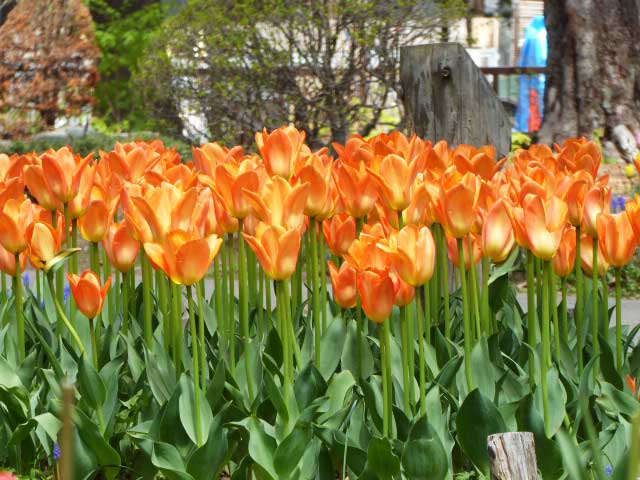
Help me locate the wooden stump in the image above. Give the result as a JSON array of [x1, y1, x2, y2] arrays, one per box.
[[487, 432, 540, 480]]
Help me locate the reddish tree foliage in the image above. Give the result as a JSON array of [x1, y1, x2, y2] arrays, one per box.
[[0, 0, 100, 137]]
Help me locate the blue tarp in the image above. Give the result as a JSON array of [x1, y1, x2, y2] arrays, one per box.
[[515, 16, 547, 132]]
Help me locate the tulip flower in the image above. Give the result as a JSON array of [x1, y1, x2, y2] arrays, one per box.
[[0, 197, 33, 254], [368, 153, 423, 211], [481, 199, 515, 263], [79, 199, 112, 243], [25, 221, 62, 271], [0, 471, 17, 480], [294, 153, 337, 219], [144, 230, 222, 286], [332, 161, 379, 218], [244, 176, 309, 230], [243, 222, 301, 280], [106, 144, 161, 184], [0, 245, 26, 277], [436, 170, 481, 238], [67, 271, 112, 319], [597, 212, 637, 268], [68, 163, 97, 219], [328, 261, 357, 309], [626, 195, 640, 239], [322, 214, 356, 257], [193, 142, 244, 177], [580, 234, 609, 277], [553, 226, 577, 277], [565, 173, 593, 226], [378, 224, 435, 286], [40, 147, 93, 203], [102, 222, 140, 273], [523, 195, 567, 260], [582, 185, 611, 238], [208, 159, 262, 219], [333, 135, 374, 167], [357, 269, 396, 323], [255, 126, 307, 179], [391, 272, 415, 307], [453, 144, 506, 180], [23, 165, 62, 211], [447, 233, 482, 269]]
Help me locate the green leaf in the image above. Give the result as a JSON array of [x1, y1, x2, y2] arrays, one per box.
[[294, 363, 327, 411], [319, 316, 347, 379], [456, 389, 506, 473], [599, 334, 623, 390], [533, 367, 567, 438], [471, 335, 495, 400], [341, 321, 374, 380], [178, 376, 214, 445], [152, 442, 196, 480], [274, 422, 313, 478], [78, 354, 106, 410], [245, 417, 278, 480], [75, 408, 121, 480], [488, 248, 519, 285], [45, 248, 82, 274], [318, 371, 356, 425], [401, 416, 448, 480], [187, 413, 228, 480], [144, 346, 177, 405], [556, 430, 588, 480], [264, 368, 289, 423], [362, 437, 400, 479], [205, 361, 226, 412]]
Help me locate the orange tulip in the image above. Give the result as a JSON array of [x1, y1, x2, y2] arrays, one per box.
[[447, 234, 482, 269], [40, 147, 92, 203], [523, 195, 567, 260], [255, 126, 307, 179], [68, 163, 96, 219], [344, 231, 391, 273], [357, 269, 396, 323], [481, 199, 515, 263], [333, 135, 374, 167], [103, 221, 140, 273], [23, 164, 62, 211], [328, 260, 358, 309], [436, 170, 481, 238], [580, 233, 609, 277], [564, 172, 593, 226], [625, 195, 640, 239], [243, 222, 301, 280], [0, 197, 33, 254], [25, 221, 62, 271], [453, 144, 506, 180], [597, 212, 638, 267], [67, 271, 112, 319], [377, 224, 435, 286], [79, 199, 112, 243], [144, 230, 222, 285], [193, 142, 244, 177], [332, 161, 378, 218], [582, 185, 611, 238], [209, 158, 261, 219], [244, 176, 309, 230], [627, 375, 639, 399], [294, 153, 337, 219], [106, 144, 161, 184], [0, 245, 26, 277], [391, 272, 415, 307], [368, 153, 423, 211], [322, 214, 356, 258], [553, 226, 576, 277]]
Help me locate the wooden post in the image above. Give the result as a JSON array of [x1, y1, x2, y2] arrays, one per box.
[[487, 432, 540, 480], [400, 42, 511, 157]]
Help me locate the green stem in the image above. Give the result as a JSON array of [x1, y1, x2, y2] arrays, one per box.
[[70, 218, 78, 322], [526, 250, 537, 389], [593, 237, 599, 380], [551, 270, 560, 357], [424, 283, 431, 345], [257, 266, 264, 339], [379, 322, 389, 438], [265, 271, 272, 328], [616, 268, 623, 372], [1, 272, 6, 300], [103, 248, 113, 326], [141, 250, 153, 348], [197, 280, 207, 392], [14, 255, 24, 361], [437, 226, 451, 351], [542, 260, 551, 436], [561, 277, 569, 346], [575, 225, 584, 374], [228, 234, 236, 377], [238, 226, 255, 403], [36, 269, 41, 301], [468, 237, 481, 340], [416, 290, 427, 417], [89, 317, 99, 370], [55, 208, 65, 308], [219, 240, 229, 366], [400, 305, 411, 414], [213, 254, 225, 356], [382, 319, 393, 437], [159, 270, 170, 351], [171, 282, 183, 378], [123, 270, 130, 334], [283, 279, 301, 368], [47, 273, 86, 355], [603, 274, 609, 342], [278, 280, 293, 412], [356, 305, 363, 380], [481, 257, 491, 335], [187, 285, 203, 447], [320, 235, 328, 331], [310, 219, 321, 366], [458, 237, 475, 391]]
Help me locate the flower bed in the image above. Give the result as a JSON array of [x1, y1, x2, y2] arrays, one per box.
[[0, 129, 638, 478]]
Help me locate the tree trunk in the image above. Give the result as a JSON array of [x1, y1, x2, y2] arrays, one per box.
[[540, 0, 640, 161]]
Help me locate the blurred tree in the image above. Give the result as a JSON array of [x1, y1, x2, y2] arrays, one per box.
[[0, 0, 100, 137], [136, 0, 466, 147], [539, 1, 640, 160], [86, 0, 169, 130]]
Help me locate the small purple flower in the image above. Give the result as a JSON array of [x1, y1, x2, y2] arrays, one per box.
[[53, 442, 61, 461], [605, 464, 613, 477], [22, 272, 30, 289], [40, 300, 45, 309], [63, 284, 70, 304]]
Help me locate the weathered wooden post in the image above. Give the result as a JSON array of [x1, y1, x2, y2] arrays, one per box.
[[400, 42, 511, 156], [488, 432, 540, 479]]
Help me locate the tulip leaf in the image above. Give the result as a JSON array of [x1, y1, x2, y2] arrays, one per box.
[[456, 388, 506, 473], [78, 354, 106, 410], [319, 315, 347, 380], [488, 248, 519, 285], [295, 362, 327, 411], [152, 442, 196, 480], [274, 422, 313, 478], [471, 335, 496, 400], [361, 437, 400, 479], [45, 247, 82, 274], [556, 429, 588, 480], [187, 413, 227, 480], [341, 321, 374, 380], [533, 366, 567, 437], [178, 375, 213, 445], [401, 416, 448, 480], [75, 408, 121, 480], [599, 334, 624, 390]]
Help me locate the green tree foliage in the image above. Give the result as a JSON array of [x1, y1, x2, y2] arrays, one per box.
[[136, 0, 466, 147], [86, 0, 168, 130]]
